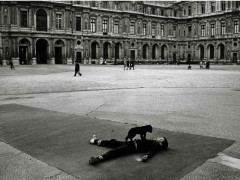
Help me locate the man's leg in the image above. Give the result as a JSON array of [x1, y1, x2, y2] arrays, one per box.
[[90, 135, 124, 148], [89, 141, 136, 165]]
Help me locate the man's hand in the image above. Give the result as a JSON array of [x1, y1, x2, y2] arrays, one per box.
[[142, 155, 148, 162]]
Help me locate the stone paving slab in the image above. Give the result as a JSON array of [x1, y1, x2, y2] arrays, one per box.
[[0, 104, 234, 180], [0, 142, 77, 180]]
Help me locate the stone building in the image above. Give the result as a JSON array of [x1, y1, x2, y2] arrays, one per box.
[[0, 1, 240, 66]]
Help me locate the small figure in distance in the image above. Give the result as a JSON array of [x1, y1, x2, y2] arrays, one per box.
[[200, 61, 204, 69], [74, 60, 82, 76], [125, 125, 153, 142]]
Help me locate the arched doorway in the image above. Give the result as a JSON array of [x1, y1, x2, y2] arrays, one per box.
[[218, 44, 225, 59], [19, 39, 30, 65], [55, 40, 64, 64], [91, 42, 99, 59], [103, 42, 110, 60], [208, 44, 214, 59], [161, 45, 167, 60], [143, 44, 149, 59], [115, 43, 122, 60], [36, 39, 48, 64], [199, 45, 204, 60], [36, 9, 47, 31], [152, 44, 158, 59]]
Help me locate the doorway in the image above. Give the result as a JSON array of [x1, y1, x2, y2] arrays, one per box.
[[55, 47, 62, 64], [233, 53, 237, 63], [19, 46, 28, 64], [131, 50, 135, 61], [77, 52, 82, 63], [36, 39, 48, 64]]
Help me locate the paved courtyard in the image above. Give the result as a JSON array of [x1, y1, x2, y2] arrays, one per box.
[[0, 64, 240, 179]]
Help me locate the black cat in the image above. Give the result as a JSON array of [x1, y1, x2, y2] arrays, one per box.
[[125, 125, 153, 141]]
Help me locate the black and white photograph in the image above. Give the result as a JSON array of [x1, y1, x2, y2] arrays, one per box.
[[0, 0, 240, 179]]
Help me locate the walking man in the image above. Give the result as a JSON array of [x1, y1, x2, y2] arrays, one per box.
[[74, 60, 82, 76]]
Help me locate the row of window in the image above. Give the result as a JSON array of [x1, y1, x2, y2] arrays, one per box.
[[18, 9, 240, 37], [201, 21, 239, 37], [184, 1, 240, 16]]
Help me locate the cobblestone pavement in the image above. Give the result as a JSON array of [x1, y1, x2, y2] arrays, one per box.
[[0, 64, 240, 179]]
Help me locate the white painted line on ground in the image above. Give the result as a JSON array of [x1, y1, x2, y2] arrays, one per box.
[[209, 152, 240, 170]]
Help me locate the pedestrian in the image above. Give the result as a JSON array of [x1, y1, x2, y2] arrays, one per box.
[[9, 60, 15, 70], [74, 60, 82, 76], [130, 61, 135, 70], [200, 61, 204, 69], [89, 135, 168, 165], [124, 59, 128, 70], [206, 60, 210, 69]]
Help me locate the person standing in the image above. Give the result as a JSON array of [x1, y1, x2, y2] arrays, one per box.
[[74, 61, 82, 76]]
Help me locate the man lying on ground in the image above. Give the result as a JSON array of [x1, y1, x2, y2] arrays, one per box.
[[89, 135, 168, 165]]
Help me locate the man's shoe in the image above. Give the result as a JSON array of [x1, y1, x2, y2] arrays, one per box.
[[89, 156, 100, 165]]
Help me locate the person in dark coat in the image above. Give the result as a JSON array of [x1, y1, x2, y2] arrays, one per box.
[[89, 135, 168, 165], [74, 61, 82, 76], [206, 60, 210, 69]]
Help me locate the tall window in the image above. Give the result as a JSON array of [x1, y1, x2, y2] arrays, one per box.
[[152, 24, 156, 36], [161, 9, 164, 16], [174, 10, 177, 17], [221, 22, 226, 35], [188, 25, 192, 36], [90, 19, 96, 32], [211, 2, 216, 12], [103, 19, 108, 33], [76, 17, 81, 31], [201, 25, 205, 37], [143, 24, 146, 35], [173, 26, 176, 37], [188, 6, 192, 16], [234, 21, 239, 33], [56, 14, 62, 29], [221, 1, 226, 11], [236, 1, 240, 8], [20, 11, 28, 27], [36, 9, 47, 31], [211, 24, 215, 36], [114, 20, 119, 34], [161, 25, 164, 37], [201, 4, 205, 14], [152, 8, 155, 15], [103, 2, 108, 9], [130, 22, 135, 34]]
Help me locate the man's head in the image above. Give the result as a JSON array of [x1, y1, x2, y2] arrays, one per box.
[[154, 137, 168, 150], [75, 61, 77, 63]]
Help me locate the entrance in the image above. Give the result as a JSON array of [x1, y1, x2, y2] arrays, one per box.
[[77, 52, 82, 63], [55, 47, 62, 64], [19, 46, 28, 64], [36, 39, 48, 64], [131, 50, 135, 61], [173, 53, 176, 63], [233, 53, 237, 63]]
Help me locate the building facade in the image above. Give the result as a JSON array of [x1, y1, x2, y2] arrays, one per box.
[[0, 1, 240, 66]]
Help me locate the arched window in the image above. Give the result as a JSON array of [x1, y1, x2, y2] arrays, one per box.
[[36, 9, 47, 31]]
